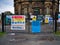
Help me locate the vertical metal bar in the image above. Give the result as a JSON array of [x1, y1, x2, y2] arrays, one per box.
[[28, 2, 32, 33], [52, 0, 55, 32], [55, 12, 57, 33], [2, 13, 4, 32], [55, 0, 59, 33]]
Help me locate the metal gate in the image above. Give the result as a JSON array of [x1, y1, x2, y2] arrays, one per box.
[[1, 14, 55, 33], [4, 15, 29, 33], [29, 15, 54, 33]]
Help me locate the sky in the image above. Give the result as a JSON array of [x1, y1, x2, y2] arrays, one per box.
[[0, 0, 14, 14], [0, 0, 60, 14]]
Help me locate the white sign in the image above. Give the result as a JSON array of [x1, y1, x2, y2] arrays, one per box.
[[30, 15, 36, 22], [45, 15, 50, 23], [11, 15, 25, 30]]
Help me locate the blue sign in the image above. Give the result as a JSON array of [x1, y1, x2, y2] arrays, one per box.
[[49, 17, 53, 21], [49, 17, 53, 25], [58, 14, 60, 18], [31, 20, 41, 33], [6, 16, 11, 25], [58, 14, 60, 22]]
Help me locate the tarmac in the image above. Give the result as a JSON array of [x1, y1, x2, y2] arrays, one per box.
[[0, 32, 60, 45]]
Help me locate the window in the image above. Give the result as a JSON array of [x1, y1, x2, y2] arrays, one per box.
[[29, 0, 32, 2], [22, 4, 28, 15], [24, 8, 28, 15], [22, 8, 28, 15], [33, 7, 40, 15], [59, 1, 60, 12], [46, 7, 50, 14]]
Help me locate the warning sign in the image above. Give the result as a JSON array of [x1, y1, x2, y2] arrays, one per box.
[[45, 18, 49, 23], [32, 16, 36, 21], [45, 15, 50, 23], [11, 15, 25, 30]]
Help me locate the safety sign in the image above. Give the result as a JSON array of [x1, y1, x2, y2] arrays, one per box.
[[32, 16, 36, 21], [11, 15, 25, 30], [30, 15, 37, 22], [58, 14, 60, 22], [45, 15, 50, 23]]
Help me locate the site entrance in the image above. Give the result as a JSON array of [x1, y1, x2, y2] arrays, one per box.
[[2, 0, 58, 33], [3, 14, 54, 33]]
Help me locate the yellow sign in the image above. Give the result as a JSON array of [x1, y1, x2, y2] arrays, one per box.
[[32, 16, 36, 21], [45, 18, 48, 23]]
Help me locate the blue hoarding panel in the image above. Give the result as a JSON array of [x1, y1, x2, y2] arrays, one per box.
[[31, 20, 41, 33]]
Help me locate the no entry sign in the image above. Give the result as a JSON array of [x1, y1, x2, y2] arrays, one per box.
[[11, 15, 25, 30]]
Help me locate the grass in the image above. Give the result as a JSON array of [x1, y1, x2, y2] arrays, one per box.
[[0, 32, 6, 37], [54, 31, 60, 36]]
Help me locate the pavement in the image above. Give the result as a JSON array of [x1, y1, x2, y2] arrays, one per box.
[[0, 23, 60, 45], [0, 33, 60, 45]]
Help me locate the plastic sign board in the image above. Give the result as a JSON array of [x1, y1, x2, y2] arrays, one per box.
[[57, 14, 60, 22], [30, 15, 36, 22], [45, 15, 50, 23], [37, 15, 43, 20], [32, 16, 36, 21], [11, 15, 25, 30], [6, 15, 12, 25], [49, 17, 53, 22], [45, 18, 48, 23], [6, 15, 12, 19]]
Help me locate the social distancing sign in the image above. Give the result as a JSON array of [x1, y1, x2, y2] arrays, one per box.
[[11, 15, 25, 30], [12, 16, 25, 22], [32, 16, 36, 21]]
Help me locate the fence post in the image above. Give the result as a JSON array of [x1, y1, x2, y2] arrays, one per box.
[[55, 11, 58, 33], [2, 13, 4, 32]]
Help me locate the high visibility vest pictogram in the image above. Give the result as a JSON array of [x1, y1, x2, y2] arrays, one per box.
[[45, 18, 48, 23], [32, 16, 36, 21]]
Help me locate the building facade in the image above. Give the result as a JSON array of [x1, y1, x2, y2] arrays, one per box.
[[14, 0, 59, 17]]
